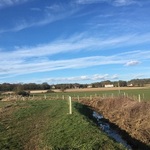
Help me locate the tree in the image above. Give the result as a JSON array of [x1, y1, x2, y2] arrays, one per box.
[[14, 84, 30, 97], [41, 82, 50, 90], [60, 84, 67, 92]]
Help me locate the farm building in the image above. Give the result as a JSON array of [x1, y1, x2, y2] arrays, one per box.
[[104, 84, 114, 88], [87, 85, 92, 88]]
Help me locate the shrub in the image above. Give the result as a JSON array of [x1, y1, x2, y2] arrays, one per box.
[[16, 91, 30, 97], [46, 90, 55, 93]]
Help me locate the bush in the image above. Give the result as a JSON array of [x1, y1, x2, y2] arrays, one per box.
[[16, 91, 30, 97], [46, 90, 55, 93]]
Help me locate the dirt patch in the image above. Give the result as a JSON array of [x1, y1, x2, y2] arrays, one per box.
[[64, 87, 147, 92], [80, 97, 150, 146]]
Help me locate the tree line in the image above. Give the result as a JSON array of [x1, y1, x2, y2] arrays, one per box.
[[0, 82, 50, 92], [0, 78, 150, 92]]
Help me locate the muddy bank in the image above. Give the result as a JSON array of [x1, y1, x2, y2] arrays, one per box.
[[79, 97, 150, 148]]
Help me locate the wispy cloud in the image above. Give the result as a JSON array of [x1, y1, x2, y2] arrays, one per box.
[[0, 49, 149, 79], [76, 0, 107, 4], [76, 0, 138, 6], [0, 55, 124, 78], [125, 60, 140, 66], [0, 3, 79, 33], [0, 0, 29, 9], [113, 0, 137, 6], [0, 33, 150, 79], [1, 33, 150, 59], [35, 73, 118, 84]]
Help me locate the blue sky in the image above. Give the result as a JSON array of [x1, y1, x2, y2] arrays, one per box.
[[0, 0, 150, 84]]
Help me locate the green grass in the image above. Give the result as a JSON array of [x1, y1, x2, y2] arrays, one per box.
[[0, 100, 125, 150], [33, 88, 150, 102], [120, 88, 150, 101]]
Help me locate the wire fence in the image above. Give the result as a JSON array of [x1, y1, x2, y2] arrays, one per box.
[[1, 91, 147, 102]]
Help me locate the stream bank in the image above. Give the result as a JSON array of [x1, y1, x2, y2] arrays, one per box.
[[79, 97, 150, 150]]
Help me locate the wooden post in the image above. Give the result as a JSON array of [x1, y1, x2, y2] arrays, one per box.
[[77, 95, 79, 102], [138, 94, 141, 102], [68, 96, 72, 114], [44, 94, 46, 99], [118, 82, 120, 94], [62, 95, 64, 100], [124, 92, 126, 97], [90, 95, 92, 100]]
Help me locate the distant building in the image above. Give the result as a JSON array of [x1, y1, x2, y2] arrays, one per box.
[[87, 85, 92, 88], [74, 85, 79, 89], [104, 84, 114, 88], [51, 85, 55, 89], [127, 83, 133, 87]]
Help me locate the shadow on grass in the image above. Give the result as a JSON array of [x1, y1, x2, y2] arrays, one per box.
[[74, 102, 150, 150]]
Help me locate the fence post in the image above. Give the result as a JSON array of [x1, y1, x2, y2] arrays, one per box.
[[68, 96, 72, 114], [90, 95, 92, 100], [62, 95, 64, 100], [77, 95, 79, 102], [143, 93, 144, 100], [138, 94, 141, 102], [44, 94, 47, 99], [124, 92, 126, 97]]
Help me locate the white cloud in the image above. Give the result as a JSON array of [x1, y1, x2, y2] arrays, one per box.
[[0, 55, 124, 77], [111, 74, 119, 79], [1, 33, 150, 59], [113, 0, 137, 6], [0, 33, 150, 79], [37, 74, 118, 84], [125, 60, 140, 66], [93, 74, 109, 80]]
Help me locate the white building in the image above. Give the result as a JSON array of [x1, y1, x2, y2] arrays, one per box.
[[104, 84, 114, 88]]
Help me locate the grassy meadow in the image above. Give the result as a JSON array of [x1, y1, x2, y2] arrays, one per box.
[[0, 100, 125, 150], [31, 87, 150, 102], [0, 87, 149, 149]]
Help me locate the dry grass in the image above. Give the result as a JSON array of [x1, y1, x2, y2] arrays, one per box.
[[58, 87, 148, 93], [80, 97, 150, 146]]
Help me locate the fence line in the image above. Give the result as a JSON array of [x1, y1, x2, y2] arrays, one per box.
[[1, 92, 146, 102]]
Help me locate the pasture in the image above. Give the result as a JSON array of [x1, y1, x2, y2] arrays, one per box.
[[0, 100, 125, 150], [30, 87, 150, 102], [0, 87, 150, 149]]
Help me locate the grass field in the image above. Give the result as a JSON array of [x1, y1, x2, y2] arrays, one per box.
[[30, 87, 150, 102], [0, 100, 125, 150]]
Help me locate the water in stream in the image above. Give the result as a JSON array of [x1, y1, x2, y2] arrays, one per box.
[[93, 111, 132, 150]]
